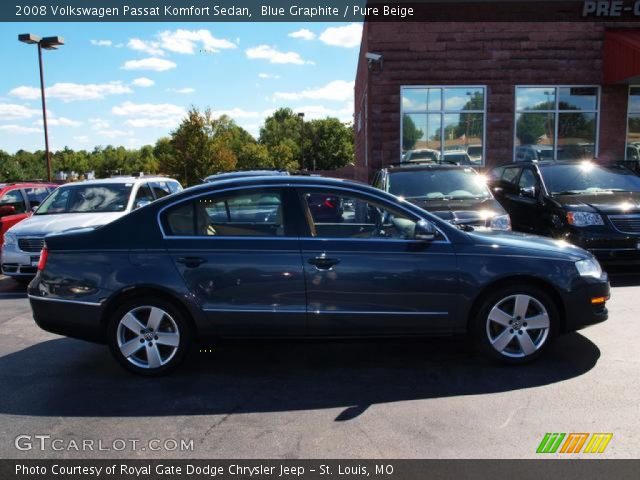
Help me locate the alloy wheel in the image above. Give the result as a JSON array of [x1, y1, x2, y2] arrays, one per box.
[[485, 294, 550, 358], [116, 306, 181, 369]]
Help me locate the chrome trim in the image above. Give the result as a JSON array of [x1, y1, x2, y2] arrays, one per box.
[[28, 294, 103, 307], [202, 307, 447, 316], [203, 307, 304, 313], [156, 183, 451, 244]]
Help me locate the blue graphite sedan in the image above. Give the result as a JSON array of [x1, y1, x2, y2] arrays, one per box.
[[28, 176, 610, 375]]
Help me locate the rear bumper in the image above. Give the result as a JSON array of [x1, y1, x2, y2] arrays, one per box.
[[28, 294, 106, 343], [562, 278, 610, 333]]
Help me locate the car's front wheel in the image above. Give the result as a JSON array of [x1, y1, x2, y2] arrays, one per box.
[[107, 298, 192, 376], [472, 285, 557, 364]]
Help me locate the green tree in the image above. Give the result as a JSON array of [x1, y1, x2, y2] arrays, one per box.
[[402, 115, 423, 151], [237, 143, 274, 170], [304, 118, 354, 170], [260, 108, 303, 165], [516, 114, 551, 145]]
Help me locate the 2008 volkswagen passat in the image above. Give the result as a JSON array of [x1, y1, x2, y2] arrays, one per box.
[[28, 176, 610, 375]]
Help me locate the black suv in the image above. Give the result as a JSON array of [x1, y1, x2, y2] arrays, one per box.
[[488, 161, 640, 264], [372, 163, 511, 230]]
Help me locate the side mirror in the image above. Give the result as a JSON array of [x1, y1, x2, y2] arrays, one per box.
[[31, 206, 38, 213], [0, 205, 16, 217], [520, 186, 537, 199], [415, 220, 437, 241], [135, 199, 151, 210]]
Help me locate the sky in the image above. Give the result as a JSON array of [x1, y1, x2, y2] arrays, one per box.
[[0, 22, 362, 153]]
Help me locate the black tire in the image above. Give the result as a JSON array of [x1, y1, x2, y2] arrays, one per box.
[[471, 284, 559, 365], [107, 297, 192, 376]]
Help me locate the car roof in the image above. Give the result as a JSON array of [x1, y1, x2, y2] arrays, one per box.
[[385, 164, 475, 173], [60, 176, 178, 187], [204, 170, 289, 182]]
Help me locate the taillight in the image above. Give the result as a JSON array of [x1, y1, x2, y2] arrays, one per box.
[[37, 246, 48, 271]]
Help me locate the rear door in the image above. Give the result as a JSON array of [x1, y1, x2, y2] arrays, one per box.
[[160, 187, 307, 336], [294, 186, 459, 335]]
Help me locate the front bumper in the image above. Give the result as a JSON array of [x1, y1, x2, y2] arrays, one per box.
[[565, 230, 640, 265], [562, 276, 610, 333], [1, 244, 40, 277]]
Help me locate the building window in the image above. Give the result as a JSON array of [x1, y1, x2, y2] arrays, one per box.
[[401, 86, 486, 165], [626, 87, 640, 161], [514, 86, 599, 162]]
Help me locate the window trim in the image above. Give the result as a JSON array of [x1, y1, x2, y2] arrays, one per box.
[[513, 85, 601, 162], [400, 85, 487, 166]]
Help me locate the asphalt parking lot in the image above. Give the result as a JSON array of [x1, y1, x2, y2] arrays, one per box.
[[0, 272, 638, 460]]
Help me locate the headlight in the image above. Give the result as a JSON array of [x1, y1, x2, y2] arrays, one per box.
[[490, 214, 511, 231], [3, 232, 16, 246], [575, 258, 603, 278], [567, 211, 604, 227]]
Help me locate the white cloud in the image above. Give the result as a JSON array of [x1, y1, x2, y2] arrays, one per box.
[[158, 29, 236, 54], [112, 101, 186, 129], [295, 104, 353, 120], [273, 80, 354, 102], [132, 77, 155, 88], [97, 129, 131, 139], [0, 103, 40, 120], [35, 117, 82, 127], [288, 29, 316, 41], [9, 82, 132, 102], [0, 124, 41, 134], [246, 45, 312, 65], [89, 118, 110, 130], [258, 73, 280, 79], [211, 108, 264, 119], [167, 87, 195, 94], [121, 57, 176, 72], [127, 38, 164, 56], [319, 23, 363, 48], [90, 39, 113, 47]]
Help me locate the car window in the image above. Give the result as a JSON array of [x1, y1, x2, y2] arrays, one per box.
[[518, 169, 537, 189], [373, 173, 385, 190], [502, 167, 521, 185], [300, 189, 420, 240], [0, 190, 26, 214], [167, 181, 182, 194], [134, 183, 154, 207], [163, 189, 285, 237], [150, 181, 172, 199], [24, 187, 51, 207]]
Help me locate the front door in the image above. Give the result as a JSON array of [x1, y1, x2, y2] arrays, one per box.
[[295, 187, 459, 335], [160, 187, 307, 336]]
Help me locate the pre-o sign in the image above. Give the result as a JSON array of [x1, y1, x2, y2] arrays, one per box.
[[583, 0, 640, 16]]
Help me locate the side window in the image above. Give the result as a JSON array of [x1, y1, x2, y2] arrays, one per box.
[[0, 190, 26, 214], [24, 187, 50, 207], [301, 190, 419, 240], [164, 189, 285, 237], [501, 167, 521, 185], [518, 169, 538, 190], [373, 173, 385, 190], [134, 183, 154, 208], [167, 181, 182, 194], [150, 181, 172, 199]]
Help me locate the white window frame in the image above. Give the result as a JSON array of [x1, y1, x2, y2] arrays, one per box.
[[626, 85, 640, 160], [400, 85, 487, 166], [513, 85, 601, 162]]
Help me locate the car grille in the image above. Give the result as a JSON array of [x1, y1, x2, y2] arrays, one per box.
[[609, 214, 640, 235], [17, 237, 45, 253]]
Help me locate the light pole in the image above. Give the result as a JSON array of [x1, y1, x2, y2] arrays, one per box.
[[297, 112, 306, 170], [18, 33, 64, 182]]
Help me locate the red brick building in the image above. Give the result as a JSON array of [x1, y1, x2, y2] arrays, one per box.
[[354, 1, 640, 181]]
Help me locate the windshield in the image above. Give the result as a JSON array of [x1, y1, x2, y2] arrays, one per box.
[[540, 163, 640, 195], [36, 184, 133, 214], [388, 169, 491, 200]]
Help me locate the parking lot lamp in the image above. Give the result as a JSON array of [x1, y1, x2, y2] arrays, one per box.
[[18, 34, 64, 182]]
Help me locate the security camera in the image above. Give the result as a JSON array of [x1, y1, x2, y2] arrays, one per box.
[[365, 52, 382, 62]]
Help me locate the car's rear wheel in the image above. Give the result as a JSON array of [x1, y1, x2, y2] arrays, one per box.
[[107, 298, 192, 376], [472, 285, 557, 364]]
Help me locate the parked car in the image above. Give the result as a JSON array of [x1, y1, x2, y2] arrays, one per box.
[[515, 145, 554, 162], [488, 160, 640, 264], [28, 175, 608, 375], [466, 144, 483, 164], [0, 182, 57, 250], [2, 176, 181, 280], [204, 170, 290, 183], [402, 149, 440, 163], [372, 164, 511, 230], [441, 150, 473, 165]]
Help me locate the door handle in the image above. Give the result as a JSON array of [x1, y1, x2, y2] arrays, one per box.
[[176, 256, 206, 268], [308, 256, 340, 271]]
